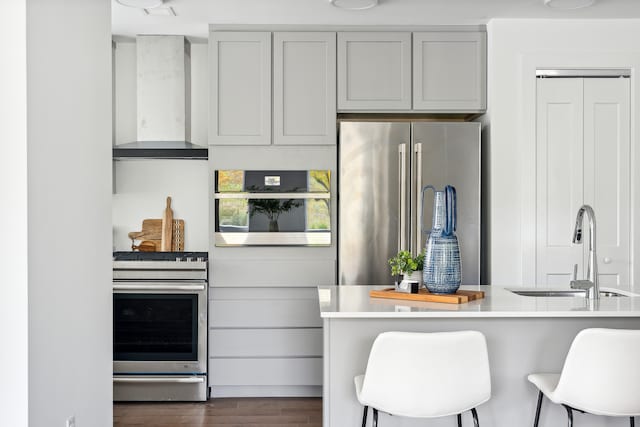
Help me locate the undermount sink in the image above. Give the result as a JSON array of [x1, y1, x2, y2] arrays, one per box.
[[508, 289, 628, 298]]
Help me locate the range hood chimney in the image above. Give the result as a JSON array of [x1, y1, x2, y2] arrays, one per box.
[[113, 35, 207, 159]]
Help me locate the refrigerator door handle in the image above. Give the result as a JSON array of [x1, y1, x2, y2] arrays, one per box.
[[414, 143, 423, 255], [399, 143, 407, 252]]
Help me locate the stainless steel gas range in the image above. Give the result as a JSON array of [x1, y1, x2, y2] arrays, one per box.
[[112, 252, 208, 401]]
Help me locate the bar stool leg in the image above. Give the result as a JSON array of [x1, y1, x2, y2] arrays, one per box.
[[457, 413, 462, 427], [361, 406, 368, 427], [630, 416, 635, 427], [471, 408, 479, 427], [533, 391, 543, 427], [563, 405, 573, 427], [372, 408, 378, 427]]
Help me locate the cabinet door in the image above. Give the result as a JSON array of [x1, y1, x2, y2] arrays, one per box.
[[413, 32, 486, 112], [536, 78, 585, 286], [210, 32, 271, 145], [337, 32, 411, 111], [273, 32, 336, 145], [583, 78, 630, 287]]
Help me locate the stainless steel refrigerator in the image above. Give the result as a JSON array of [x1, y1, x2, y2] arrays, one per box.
[[338, 121, 481, 285]]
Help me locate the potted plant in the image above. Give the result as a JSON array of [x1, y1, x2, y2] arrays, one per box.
[[388, 250, 425, 284]]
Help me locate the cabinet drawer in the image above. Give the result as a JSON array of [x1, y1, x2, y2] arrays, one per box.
[[209, 357, 322, 386], [210, 328, 323, 358], [209, 298, 322, 328]]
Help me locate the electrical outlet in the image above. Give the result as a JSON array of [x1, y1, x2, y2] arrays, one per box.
[[66, 415, 76, 427]]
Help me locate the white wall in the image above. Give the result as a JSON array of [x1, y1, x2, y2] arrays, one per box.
[[112, 42, 209, 251], [487, 19, 640, 288], [27, 0, 113, 426], [0, 1, 29, 425]]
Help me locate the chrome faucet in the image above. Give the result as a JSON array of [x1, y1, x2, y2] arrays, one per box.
[[570, 205, 599, 299]]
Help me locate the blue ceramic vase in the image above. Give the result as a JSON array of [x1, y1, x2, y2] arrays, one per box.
[[422, 185, 461, 294]]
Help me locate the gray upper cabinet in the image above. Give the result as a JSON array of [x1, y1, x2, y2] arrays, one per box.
[[210, 32, 271, 145], [413, 32, 486, 112], [273, 32, 337, 145], [337, 32, 412, 111]]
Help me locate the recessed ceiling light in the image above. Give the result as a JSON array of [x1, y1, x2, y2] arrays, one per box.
[[116, 0, 163, 9], [143, 6, 176, 16], [329, 0, 378, 11], [544, 0, 595, 10]]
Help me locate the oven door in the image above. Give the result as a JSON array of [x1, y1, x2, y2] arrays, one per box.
[[214, 169, 332, 246], [113, 281, 207, 375]]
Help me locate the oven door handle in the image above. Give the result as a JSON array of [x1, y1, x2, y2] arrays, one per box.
[[113, 377, 205, 384], [113, 284, 206, 291]]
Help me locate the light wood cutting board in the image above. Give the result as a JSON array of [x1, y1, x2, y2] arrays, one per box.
[[161, 197, 173, 251], [370, 288, 485, 304], [128, 219, 184, 251]]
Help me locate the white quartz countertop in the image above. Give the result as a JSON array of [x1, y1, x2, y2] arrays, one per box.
[[318, 285, 640, 318]]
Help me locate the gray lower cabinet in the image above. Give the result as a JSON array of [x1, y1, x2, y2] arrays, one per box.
[[337, 32, 412, 111], [210, 32, 272, 145], [208, 287, 323, 397], [412, 31, 486, 112], [273, 32, 336, 145]]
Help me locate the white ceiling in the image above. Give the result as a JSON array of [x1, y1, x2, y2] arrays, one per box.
[[112, 0, 640, 39]]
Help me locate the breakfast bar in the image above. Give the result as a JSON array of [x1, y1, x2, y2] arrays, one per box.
[[319, 285, 640, 427]]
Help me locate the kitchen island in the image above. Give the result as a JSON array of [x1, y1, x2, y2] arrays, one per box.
[[319, 285, 640, 427]]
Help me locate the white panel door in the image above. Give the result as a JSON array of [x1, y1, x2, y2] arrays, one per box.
[[536, 77, 631, 287], [337, 32, 412, 110], [536, 78, 585, 286], [273, 32, 336, 145], [412, 32, 486, 112], [210, 32, 271, 145], [583, 78, 630, 287]]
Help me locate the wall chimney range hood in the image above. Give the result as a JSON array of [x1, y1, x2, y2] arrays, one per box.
[[113, 35, 207, 160]]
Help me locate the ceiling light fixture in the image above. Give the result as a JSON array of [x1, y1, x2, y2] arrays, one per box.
[[115, 0, 163, 9], [329, 0, 378, 11], [543, 0, 595, 10]]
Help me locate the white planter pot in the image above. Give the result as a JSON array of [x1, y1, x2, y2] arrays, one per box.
[[403, 270, 423, 285]]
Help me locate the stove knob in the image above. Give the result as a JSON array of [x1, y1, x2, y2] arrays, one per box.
[[176, 257, 182, 262], [186, 257, 193, 262], [196, 257, 204, 262]]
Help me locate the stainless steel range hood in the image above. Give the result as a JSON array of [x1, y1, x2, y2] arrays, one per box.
[[113, 35, 207, 160]]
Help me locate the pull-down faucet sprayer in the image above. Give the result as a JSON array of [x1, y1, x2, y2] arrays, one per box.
[[570, 205, 599, 299]]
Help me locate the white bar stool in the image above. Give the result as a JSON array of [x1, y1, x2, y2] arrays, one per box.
[[354, 331, 491, 426], [528, 328, 640, 426]]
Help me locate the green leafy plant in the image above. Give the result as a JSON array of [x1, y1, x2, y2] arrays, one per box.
[[388, 250, 426, 276]]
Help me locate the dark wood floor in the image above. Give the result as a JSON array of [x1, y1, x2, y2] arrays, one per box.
[[114, 398, 322, 426]]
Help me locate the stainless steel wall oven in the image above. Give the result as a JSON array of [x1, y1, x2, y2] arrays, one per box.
[[214, 169, 331, 246], [113, 252, 208, 401]]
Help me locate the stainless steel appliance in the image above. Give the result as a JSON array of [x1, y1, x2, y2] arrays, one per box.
[[113, 252, 208, 401], [338, 121, 481, 285], [214, 169, 331, 246]]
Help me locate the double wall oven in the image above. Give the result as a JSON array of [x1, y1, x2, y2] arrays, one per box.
[[113, 252, 208, 401]]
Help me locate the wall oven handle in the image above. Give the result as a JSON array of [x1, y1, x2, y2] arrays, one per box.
[[398, 143, 407, 252], [113, 284, 206, 291], [113, 377, 205, 384]]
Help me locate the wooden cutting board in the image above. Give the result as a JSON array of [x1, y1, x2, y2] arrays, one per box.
[[161, 197, 173, 251], [370, 287, 485, 305], [128, 219, 162, 241], [128, 219, 185, 251]]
